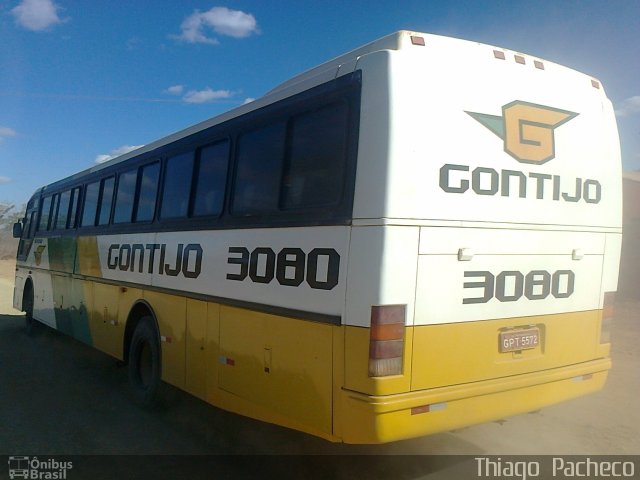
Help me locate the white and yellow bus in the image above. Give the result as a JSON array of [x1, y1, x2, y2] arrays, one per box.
[[13, 31, 621, 444]]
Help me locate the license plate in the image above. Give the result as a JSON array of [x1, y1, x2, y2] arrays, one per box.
[[499, 328, 540, 353]]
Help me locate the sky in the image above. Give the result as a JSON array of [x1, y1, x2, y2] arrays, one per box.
[[0, 0, 639, 208]]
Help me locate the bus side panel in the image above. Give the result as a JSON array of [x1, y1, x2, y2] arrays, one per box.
[[89, 283, 119, 356], [343, 225, 419, 395], [602, 232, 622, 295], [185, 298, 208, 400], [52, 273, 92, 345], [143, 290, 187, 390], [32, 269, 56, 328], [218, 306, 334, 435], [203, 302, 222, 403], [13, 270, 25, 312]]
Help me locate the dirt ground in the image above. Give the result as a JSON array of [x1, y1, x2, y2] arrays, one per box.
[[0, 258, 18, 314], [0, 247, 638, 460]]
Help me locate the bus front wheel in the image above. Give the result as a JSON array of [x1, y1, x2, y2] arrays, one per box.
[[128, 316, 162, 408]]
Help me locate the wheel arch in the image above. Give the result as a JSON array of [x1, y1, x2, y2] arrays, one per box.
[[21, 276, 34, 312], [123, 299, 160, 365]]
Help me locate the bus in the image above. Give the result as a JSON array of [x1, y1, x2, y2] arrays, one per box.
[[12, 31, 621, 444]]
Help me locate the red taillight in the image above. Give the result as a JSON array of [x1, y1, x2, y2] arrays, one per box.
[[601, 292, 615, 344], [369, 305, 405, 377]]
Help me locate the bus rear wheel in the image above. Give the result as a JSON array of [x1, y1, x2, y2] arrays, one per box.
[[128, 316, 162, 408]]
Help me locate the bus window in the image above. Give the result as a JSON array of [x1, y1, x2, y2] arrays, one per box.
[[192, 140, 229, 217], [282, 102, 349, 209], [135, 162, 160, 222], [98, 177, 115, 226], [81, 181, 100, 227], [68, 187, 81, 228], [113, 168, 137, 224], [37, 196, 53, 231], [233, 122, 286, 215], [17, 210, 36, 257], [26, 210, 36, 238], [50, 194, 60, 230], [55, 190, 71, 229], [161, 152, 193, 219]]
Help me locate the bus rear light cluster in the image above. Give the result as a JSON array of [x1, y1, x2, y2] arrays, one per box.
[[368, 305, 406, 377], [493, 49, 546, 70], [601, 291, 615, 344]]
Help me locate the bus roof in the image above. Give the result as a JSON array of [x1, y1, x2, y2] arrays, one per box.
[[39, 30, 602, 196]]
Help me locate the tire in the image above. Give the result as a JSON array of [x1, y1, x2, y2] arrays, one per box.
[[23, 284, 36, 336], [128, 316, 162, 408]]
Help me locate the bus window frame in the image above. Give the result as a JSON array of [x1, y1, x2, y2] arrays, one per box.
[[26, 71, 361, 238], [133, 161, 161, 224]]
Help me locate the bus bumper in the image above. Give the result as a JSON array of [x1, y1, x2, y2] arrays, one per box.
[[339, 357, 610, 444]]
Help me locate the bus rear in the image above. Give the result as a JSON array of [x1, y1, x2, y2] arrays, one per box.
[[339, 32, 621, 443]]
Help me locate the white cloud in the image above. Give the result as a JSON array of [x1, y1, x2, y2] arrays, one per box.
[[95, 145, 144, 164], [174, 7, 259, 45], [126, 37, 141, 50], [11, 0, 63, 32], [242, 97, 255, 105], [165, 85, 184, 95], [164, 84, 235, 104], [0, 176, 11, 184], [183, 87, 233, 104], [615, 96, 640, 117], [0, 127, 17, 138]]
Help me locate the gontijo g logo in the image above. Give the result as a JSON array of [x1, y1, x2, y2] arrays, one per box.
[[439, 100, 600, 204], [466, 100, 578, 164]]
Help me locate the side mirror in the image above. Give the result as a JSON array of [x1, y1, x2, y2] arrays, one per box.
[[12, 222, 23, 239]]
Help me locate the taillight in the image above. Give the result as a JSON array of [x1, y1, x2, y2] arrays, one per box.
[[368, 305, 405, 377], [601, 292, 615, 344]]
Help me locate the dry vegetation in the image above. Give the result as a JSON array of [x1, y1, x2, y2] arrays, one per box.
[[0, 203, 21, 278], [0, 207, 19, 281], [0, 230, 18, 260], [0, 234, 17, 282]]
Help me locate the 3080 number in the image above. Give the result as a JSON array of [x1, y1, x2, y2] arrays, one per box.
[[226, 246, 340, 290], [463, 269, 575, 304]]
